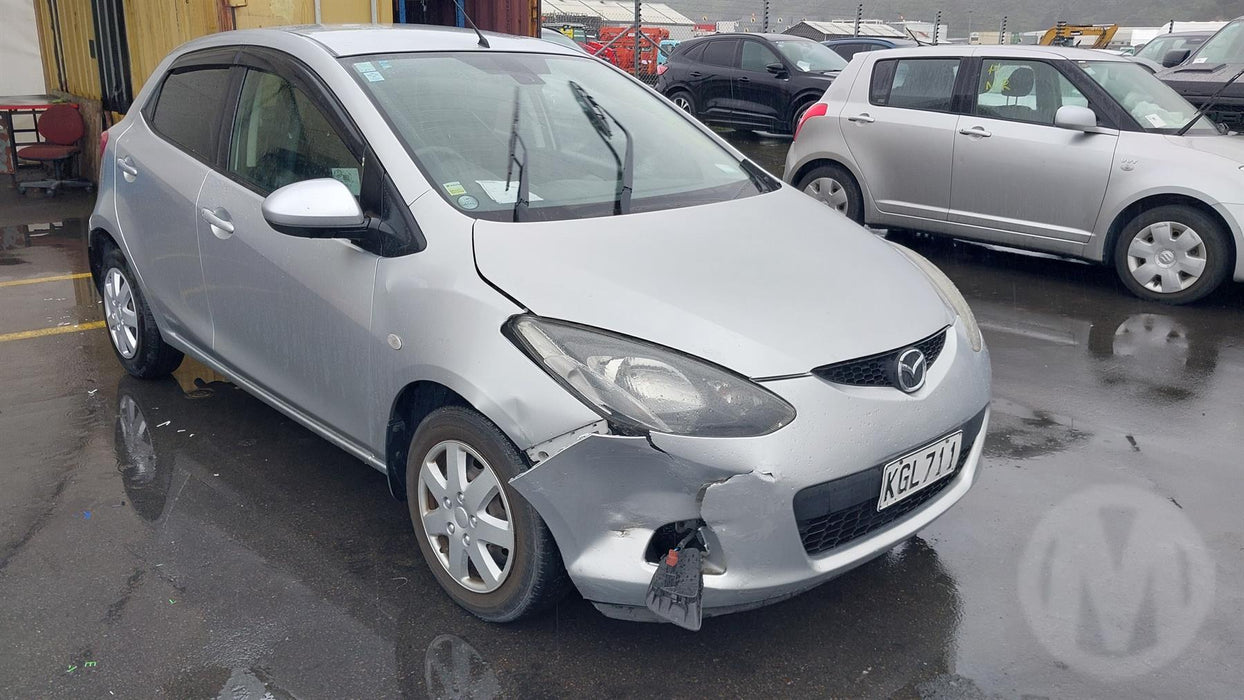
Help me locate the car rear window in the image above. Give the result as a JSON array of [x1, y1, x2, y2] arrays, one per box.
[[150, 67, 232, 162]]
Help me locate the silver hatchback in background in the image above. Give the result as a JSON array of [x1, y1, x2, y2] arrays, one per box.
[[786, 45, 1244, 304], [89, 25, 990, 629]]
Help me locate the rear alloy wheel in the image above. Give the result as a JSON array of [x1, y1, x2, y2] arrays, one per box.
[[1114, 204, 1230, 304], [99, 244, 184, 378], [406, 407, 570, 622], [669, 91, 695, 115], [797, 163, 864, 224]]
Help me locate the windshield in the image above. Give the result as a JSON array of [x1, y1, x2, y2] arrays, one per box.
[[773, 40, 847, 73], [347, 52, 767, 221], [1079, 60, 1216, 133], [1189, 20, 1244, 64], [1135, 35, 1203, 62]]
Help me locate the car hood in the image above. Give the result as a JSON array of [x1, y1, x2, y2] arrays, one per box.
[[473, 188, 952, 378], [1159, 61, 1244, 98], [1165, 133, 1244, 162]]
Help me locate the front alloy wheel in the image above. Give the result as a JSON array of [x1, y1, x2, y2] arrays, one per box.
[[417, 439, 515, 593]]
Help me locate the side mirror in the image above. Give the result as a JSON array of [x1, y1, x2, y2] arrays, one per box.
[[1162, 48, 1191, 68], [766, 62, 787, 76], [1054, 105, 1099, 132], [262, 178, 366, 238]]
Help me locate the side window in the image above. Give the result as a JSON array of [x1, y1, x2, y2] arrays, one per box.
[[701, 40, 737, 68], [227, 69, 362, 196], [834, 43, 863, 60], [871, 58, 960, 112], [681, 42, 706, 63], [150, 67, 232, 161], [975, 59, 1089, 125], [740, 40, 780, 72]]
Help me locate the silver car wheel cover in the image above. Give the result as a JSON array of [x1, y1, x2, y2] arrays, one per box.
[[805, 177, 849, 213], [672, 95, 692, 112], [1126, 221, 1207, 294], [417, 440, 515, 593], [104, 267, 140, 359]]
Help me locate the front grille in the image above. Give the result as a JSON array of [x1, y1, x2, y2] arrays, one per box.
[[793, 408, 986, 557], [812, 328, 948, 390]]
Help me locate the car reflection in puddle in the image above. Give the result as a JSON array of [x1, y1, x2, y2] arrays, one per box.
[[112, 359, 973, 695]]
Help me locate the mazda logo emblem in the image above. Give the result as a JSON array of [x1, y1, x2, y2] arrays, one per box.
[[895, 348, 927, 393]]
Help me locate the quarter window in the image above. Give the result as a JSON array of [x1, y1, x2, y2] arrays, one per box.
[[975, 59, 1088, 125], [227, 69, 362, 196], [740, 41, 780, 72], [870, 58, 960, 112], [150, 67, 232, 161]]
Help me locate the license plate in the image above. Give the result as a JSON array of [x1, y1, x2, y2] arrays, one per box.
[[877, 432, 963, 511]]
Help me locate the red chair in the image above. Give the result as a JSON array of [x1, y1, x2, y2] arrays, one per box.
[[16, 104, 93, 196]]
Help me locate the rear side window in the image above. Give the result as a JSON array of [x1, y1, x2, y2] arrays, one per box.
[[150, 67, 232, 161], [870, 58, 960, 112], [702, 40, 737, 68], [679, 42, 706, 62]]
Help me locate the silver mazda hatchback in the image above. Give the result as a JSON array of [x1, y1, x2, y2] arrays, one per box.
[[90, 25, 990, 629]]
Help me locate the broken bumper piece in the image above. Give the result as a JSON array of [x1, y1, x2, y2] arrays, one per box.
[[510, 320, 991, 624]]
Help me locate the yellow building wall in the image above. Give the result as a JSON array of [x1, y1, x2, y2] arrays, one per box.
[[34, 0, 101, 99], [124, 0, 223, 93]]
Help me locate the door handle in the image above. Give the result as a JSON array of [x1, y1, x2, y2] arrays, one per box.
[[737, 76, 750, 82], [847, 114, 875, 123], [958, 126, 992, 138], [117, 156, 138, 181], [690, 71, 703, 77], [200, 207, 235, 237]]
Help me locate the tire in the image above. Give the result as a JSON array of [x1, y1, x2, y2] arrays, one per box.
[[99, 244, 184, 378], [668, 89, 695, 116], [1113, 204, 1231, 304], [406, 406, 570, 622], [796, 163, 864, 224]]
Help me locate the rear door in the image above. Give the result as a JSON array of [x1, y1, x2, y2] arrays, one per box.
[[697, 39, 740, 121], [112, 54, 236, 348], [840, 55, 965, 221], [196, 51, 378, 445], [948, 57, 1117, 246], [733, 39, 789, 130]]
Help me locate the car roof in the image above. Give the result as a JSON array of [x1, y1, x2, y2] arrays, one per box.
[[826, 37, 916, 45], [869, 44, 1131, 62], [699, 33, 815, 42], [174, 23, 582, 60]]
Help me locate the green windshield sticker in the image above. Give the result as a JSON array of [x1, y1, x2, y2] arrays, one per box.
[[363, 71, 385, 82], [354, 61, 376, 73], [443, 182, 467, 196], [331, 167, 361, 196]]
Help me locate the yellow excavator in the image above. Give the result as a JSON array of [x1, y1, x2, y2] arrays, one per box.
[[1038, 23, 1119, 49]]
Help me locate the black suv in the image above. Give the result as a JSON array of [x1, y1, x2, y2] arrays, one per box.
[[1158, 17, 1244, 131], [656, 33, 846, 134]]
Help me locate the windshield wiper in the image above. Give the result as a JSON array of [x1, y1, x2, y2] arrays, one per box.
[[568, 81, 633, 215], [504, 86, 530, 222], [1176, 65, 1244, 136]]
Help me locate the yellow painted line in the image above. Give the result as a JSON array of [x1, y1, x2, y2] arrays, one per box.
[[0, 272, 92, 288], [0, 320, 106, 343]]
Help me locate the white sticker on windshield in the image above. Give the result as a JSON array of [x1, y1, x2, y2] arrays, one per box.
[[476, 180, 544, 204], [363, 71, 385, 82], [354, 61, 376, 73], [331, 167, 361, 196], [797, 60, 811, 71], [1144, 113, 1167, 128], [1193, 57, 1208, 63], [714, 163, 741, 174]]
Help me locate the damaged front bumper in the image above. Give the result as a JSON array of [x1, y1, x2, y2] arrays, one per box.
[[510, 320, 991, 622]]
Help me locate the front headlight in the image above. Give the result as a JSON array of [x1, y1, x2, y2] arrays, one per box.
[[505, 316, 796, 438], [891, 244, 983, 352]]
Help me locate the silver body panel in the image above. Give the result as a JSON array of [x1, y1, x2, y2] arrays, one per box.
[[786, 45, 1244, 282], [90, 25, 991, 619]]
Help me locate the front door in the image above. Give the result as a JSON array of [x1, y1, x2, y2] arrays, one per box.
[[196, 63, 378, 445], [112, 63, 234, 347], [949, 58, 1117, 246], [733, 39, 788, 130], [841, 56, 964, 221]]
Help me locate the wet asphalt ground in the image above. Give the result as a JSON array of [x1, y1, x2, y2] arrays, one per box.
[[2, 134, 1242, 699]]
